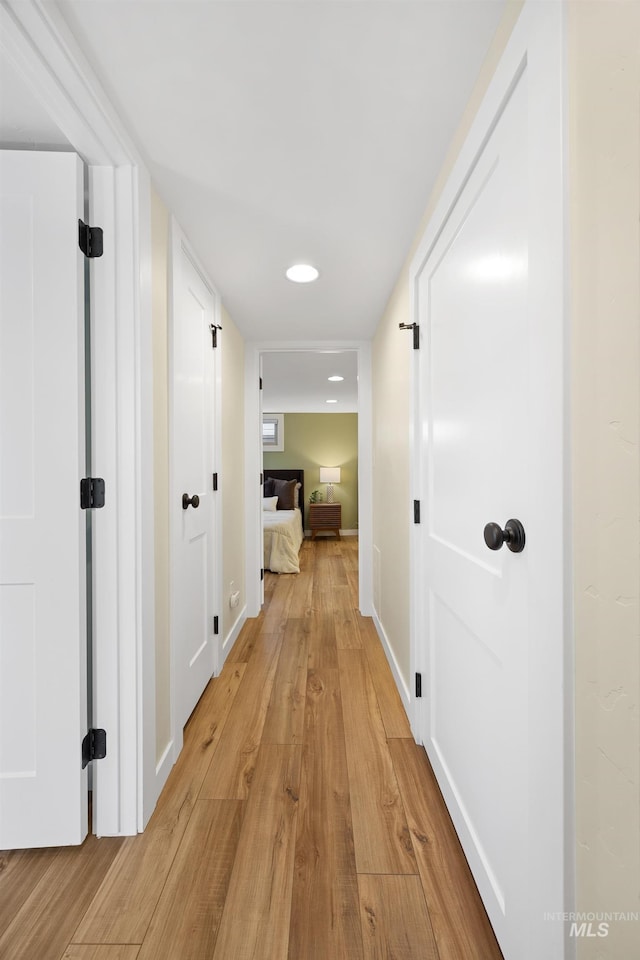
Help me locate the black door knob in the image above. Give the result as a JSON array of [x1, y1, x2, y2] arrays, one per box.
[[483, 518, 525, 553], [182, 493, 200, 510]]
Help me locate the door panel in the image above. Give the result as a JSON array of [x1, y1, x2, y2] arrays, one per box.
[[0, 150, 87, 848], [418, 73, 533, 952], [172, 237, 216, 731]]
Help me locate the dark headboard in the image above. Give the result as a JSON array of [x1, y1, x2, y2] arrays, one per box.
[[264, 468, 304, 513]]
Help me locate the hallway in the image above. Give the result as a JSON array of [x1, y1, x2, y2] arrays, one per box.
[[0, 538, 502, 960]]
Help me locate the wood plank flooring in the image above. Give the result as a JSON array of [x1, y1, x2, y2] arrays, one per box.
[[0, 537, 503, 960]]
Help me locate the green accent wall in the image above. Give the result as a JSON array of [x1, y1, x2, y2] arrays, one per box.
[[263, 413, 358, 530]]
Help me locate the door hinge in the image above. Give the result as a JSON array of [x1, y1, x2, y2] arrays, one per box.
[[78, 219, 104, 258], [82, 728, 107, 769], [212, 472, 218, 491], [415, 673, 422, 698], [260, 472, 263, 486], [413, 500, 421, 524], [213, 615, 219, 635], [259, 376, 263, 390], [399, 322, 419, 349], [261, 568, 264, 581], [80, 477, 105, 509], [209, 323, 222, 348]]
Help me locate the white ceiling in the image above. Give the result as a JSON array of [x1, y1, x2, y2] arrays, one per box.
[[2, 1, 505, 408], [262, 350, 358, 412], [53, 0, 506, 342]]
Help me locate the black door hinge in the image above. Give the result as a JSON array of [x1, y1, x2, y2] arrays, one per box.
[[259, 377, 263, 390], [212, 472, 218, 491], [261, 568, 264, 581], [399, 322, 419, 349], [213, 615, 219, 635], [413, 500, 421, 524], [82, 728, 107, 769], [260, 472, 263, 486], [209, 323, 222, 348], [80, 477, 105, 509], [415, 673, 422, 698], [78, 219, 103, 258]]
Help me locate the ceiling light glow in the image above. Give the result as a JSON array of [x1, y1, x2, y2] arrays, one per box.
[[326, 399, 338, 404], [286, 263, 319, 283], [328, 375, 344, 382]]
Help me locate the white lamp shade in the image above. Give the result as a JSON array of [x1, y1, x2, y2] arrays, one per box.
[[319, 467, 340, 484]]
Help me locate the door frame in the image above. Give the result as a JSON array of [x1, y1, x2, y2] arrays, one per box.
[[408, 0, 575, 953], [168, 217, 222, 761], [0, 0, 158, 833], [244, 341, 373, 618]]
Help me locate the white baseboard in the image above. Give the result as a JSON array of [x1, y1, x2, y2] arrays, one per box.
[[371, 608, 412, 719], [155, 737, 175, 800], [221, 604, 247, 667]]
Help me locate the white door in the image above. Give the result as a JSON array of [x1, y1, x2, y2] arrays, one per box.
[[0, 150, 88, 848], [411, 9, 565, 958], [171, 228, 218, 734], [259, 354, 264, 603]]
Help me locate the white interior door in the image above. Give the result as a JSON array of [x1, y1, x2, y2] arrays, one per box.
[[411, 9, 566, 957], [171, 227, 217, 735], [259, 353, 264, 603], [0, 150, 88, 848]]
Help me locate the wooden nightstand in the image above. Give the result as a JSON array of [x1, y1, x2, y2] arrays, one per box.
[[309, 502, 341, 540]]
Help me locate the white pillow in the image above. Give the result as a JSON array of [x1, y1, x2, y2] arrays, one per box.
[[263, 496, 278, 512]]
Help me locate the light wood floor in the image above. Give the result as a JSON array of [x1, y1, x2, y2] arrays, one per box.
[[0, 538, 503, 960]]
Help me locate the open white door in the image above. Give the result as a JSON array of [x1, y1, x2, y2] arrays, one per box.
[[410, 5, 566, 958], [170, 224, 219, 738], [0, 150, 88, 848]]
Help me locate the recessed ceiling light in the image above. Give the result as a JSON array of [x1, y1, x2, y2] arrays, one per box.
[[328, 375, 344, 382], [286, 264, 319, 283], [326, 399, 338, 404]]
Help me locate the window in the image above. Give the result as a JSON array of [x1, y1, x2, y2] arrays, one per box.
[[262, 414, 284, 452]]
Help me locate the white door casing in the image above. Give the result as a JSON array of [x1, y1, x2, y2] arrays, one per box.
[[170, 221, 220, 750], [410, 4, 568, 959], [0, 150, 88, 848]]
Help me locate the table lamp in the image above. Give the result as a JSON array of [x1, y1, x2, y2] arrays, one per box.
[[319, 467, 341, 503]]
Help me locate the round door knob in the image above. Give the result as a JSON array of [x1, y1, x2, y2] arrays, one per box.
[[483, 518, 525, 553], [182, 493, 200, 510]]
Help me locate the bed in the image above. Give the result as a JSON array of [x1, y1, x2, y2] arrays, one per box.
[[263, 469, 304, 574]]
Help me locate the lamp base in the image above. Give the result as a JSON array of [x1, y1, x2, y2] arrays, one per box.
[[326, 484, 334, 503]]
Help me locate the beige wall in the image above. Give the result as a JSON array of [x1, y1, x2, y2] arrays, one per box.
[[221, 305, 246, 643], [569, 2, 640, 955], [371, 1, 523, 689], [150, 187, 171, 762], [263, 413, 358, 530]]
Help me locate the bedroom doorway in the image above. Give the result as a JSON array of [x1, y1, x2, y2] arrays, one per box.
[[245, 342, 372, 618], [262, 351, 359, 542]]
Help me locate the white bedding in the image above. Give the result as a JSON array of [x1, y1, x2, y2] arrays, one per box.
[[263, 508, 303, 574]]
